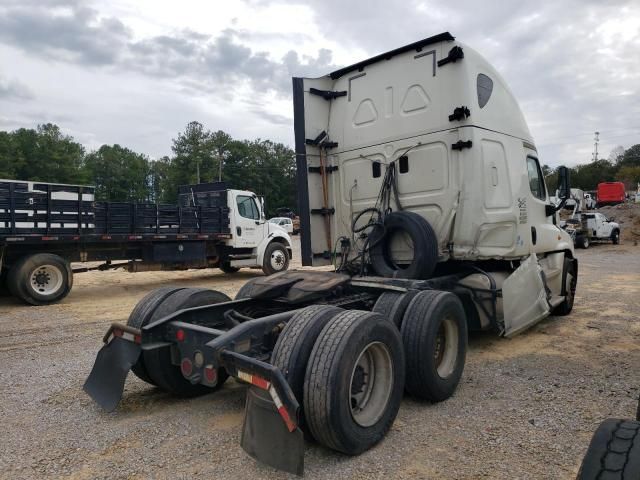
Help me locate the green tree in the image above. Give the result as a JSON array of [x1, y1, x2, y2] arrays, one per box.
[[2, 124, 85, 183], [617, 165, 640, 190], [571, 159, 616, 191], [83, 144, 151, 201], [166, 121, 215, 200], [149, 156, 172, 203], [0, 131, 19, 178], [619, 144, 640, 168]]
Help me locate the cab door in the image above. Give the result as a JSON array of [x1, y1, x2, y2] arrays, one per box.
[[233, 193, 265, 248], [597, 213, 613, 237]]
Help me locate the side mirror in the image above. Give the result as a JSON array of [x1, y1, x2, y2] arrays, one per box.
[[557, 166, 570, 200], [547, 166, 570, 217]]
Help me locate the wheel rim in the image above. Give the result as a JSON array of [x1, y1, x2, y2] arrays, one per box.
[[349, 341, 394, 427], [434, 316, 459, 378], [270, 249, 286, 271], [29, 264, 63, 295]]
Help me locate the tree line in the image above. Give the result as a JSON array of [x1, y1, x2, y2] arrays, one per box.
[[1, 122, 637, 212], [544, 144, 640, 193], [0, 122, 297, 216]]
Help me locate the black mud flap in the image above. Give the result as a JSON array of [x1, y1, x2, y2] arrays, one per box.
[[241, 387, 305, 476], [83, 337, 141, 412]]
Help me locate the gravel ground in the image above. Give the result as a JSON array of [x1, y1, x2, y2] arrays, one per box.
[[0, 238, 639, 480]]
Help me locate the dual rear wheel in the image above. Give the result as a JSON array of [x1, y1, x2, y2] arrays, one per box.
[[271, 289, 467, 455], [127, 287, 232, 395]]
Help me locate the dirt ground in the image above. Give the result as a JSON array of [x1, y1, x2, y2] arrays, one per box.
[[1, 238, 639, 480]]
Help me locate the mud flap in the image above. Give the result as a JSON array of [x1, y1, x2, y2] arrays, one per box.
[[241, 386, 305, 476], [502, 253, 550, 337], [83, 337, 141, 412]]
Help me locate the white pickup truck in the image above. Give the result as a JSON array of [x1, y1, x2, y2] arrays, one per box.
[[565, 212, 621, 248]]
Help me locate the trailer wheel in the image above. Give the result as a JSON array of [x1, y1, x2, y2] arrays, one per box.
[[219, 262, 240, 273], [401, 290, 467, 402], [577, 419, 640, 480], [7, 253, 73, 305], [368, 211, 438, 279], [552, 257, 577, 316], [611, 230, 620, 245], [144, 288, 232, 396], [271, 305, 343, 435], [262, 241, 289, 276], [304, 310, 404, 455], [127, 287, 186, 385], [373, 290, 420, 328]]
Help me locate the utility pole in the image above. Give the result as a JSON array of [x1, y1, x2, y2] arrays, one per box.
[[592, 131, 599, 162], [218, 151, 223, 182]]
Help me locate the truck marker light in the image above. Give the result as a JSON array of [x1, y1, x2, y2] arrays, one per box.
[[204, 365, 217, 384], [176, 329, 185, 342], [268, 385, 296, 433], [181, 358, 193, 377]]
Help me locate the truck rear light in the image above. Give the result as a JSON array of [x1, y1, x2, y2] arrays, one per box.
[[204, 365, 217, 384], [181, 358, 193, 377], [176, 329, 185, 342]]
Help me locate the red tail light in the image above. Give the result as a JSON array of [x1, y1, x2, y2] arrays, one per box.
[[176, 329, 185, 342], [204, 366, 217, 384], [180, 358, 193, 377]]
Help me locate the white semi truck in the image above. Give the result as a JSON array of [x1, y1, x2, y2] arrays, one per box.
[[84, 32, 577, 475]]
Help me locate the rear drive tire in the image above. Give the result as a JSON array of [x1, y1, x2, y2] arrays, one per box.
[[304, 310, 405, 455], [368, 211, 438, 279], [7, 253, 73, 305], [401, 290, 467, 401], [262, 241, 289, 276], [552, 257, 577, 316], [219, 262, 240, 273], [577, 419, 640, 479], [271, 305, 343, 436], [373, 290, 420, 328], [127, 287, 186, 385], [144, 288, 232, 396]]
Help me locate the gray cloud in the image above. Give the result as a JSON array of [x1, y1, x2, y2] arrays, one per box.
[[0, 4, 129, 65], [0, 76, 34, 100], [0, 3, 337, 98]]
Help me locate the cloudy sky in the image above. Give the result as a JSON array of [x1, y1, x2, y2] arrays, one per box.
[[1, 0, 639, 167]]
